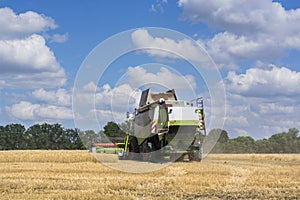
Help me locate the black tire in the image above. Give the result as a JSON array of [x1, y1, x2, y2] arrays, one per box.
[[129, 137, 140, 160], [129, 137, 140, 153], [151, 134, 161, 151], [142, 142, 151, 162], [148, 134, 163, 162]]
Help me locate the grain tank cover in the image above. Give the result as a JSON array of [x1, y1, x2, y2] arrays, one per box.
[[139, 89, 177, 107]]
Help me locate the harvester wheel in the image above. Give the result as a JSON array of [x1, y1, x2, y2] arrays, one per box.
[[142, 143, 151, 161], [151, 134, 161, 151], [129, 137, 140, 160]]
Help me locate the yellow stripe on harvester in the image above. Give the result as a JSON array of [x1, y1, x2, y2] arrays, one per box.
[[168, 120, 199, 126]]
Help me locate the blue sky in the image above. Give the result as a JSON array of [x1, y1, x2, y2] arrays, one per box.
[[1, 0, 300, 139]]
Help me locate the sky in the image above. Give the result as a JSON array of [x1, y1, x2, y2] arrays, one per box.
[[0, 0, 300, 139]]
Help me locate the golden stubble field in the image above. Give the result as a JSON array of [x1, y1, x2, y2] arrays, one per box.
[[0, 151, 299, 199]]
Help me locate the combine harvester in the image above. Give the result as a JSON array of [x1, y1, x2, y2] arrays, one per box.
[[118, 89, 206, 162]]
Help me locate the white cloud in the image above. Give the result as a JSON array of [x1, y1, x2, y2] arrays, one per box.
[[50, 33, 68, 43], [175, 1, 300, 138], [179, 0, 300, 38], [0, 8, 67, 89], [0, 34, 62, 72], [6, 101, 73, 121], [0, 68, 66, 90], [82, 81, 98, 92], [96, 83, 140, 111], [205, 32, 282, 68], [125, 66, 197, 90], [131, 29, 211, 64], [0, 7, 56, 39], [95, 109, 125, 125], [72, 82, 139, 130], [225, 65, 300, 97], [216, 92, 300, 138], [149, 0, 168, 13], [178, 0, 300, 67], [258, 103, 294, 115], [219, 65, 300, 138], [73, 82, 139, 114], [32, 88, 71, 106]]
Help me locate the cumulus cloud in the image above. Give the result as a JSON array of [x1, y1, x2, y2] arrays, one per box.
[[0, 34, 63, 73], [6, 101, 73, 121], [175, 1, 300, 137], [179, 0, 300, 38], [131, 29, 211, 64], [124, 66, 197, 90], [0, 8, 67, 89], [0, 68, 66, 89], [219, 65, 300, 138], [178, 0, 300, 66], [205, 32, 283, 68], [258, 103, 294, 115], [73, 82, 139, 122], [74, 66, 196, 112], [225, 65, 300, 97], [32, 88, 71, 106], [72, 82, 140, 130], [0, 7, 56, 39], [223, 96, 300, 138]]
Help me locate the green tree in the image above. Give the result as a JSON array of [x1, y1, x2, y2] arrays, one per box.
[[234, 136, 255, 153], [103, 121, 125, 138], [255, 139, 272, 153], [2, 124, 26, 150], [25, 123, 67, 150], [0, 125, 4, 150], [64, 128, 85, 149], [42, 123, 65, 149], [268, 128, 299, 153], [25, 124, 44, 149]]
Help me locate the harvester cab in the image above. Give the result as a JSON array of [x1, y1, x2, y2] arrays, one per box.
[[118, 89, 205, 162]]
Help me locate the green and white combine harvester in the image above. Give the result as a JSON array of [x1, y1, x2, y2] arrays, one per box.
[[118, 89, 206, 162]]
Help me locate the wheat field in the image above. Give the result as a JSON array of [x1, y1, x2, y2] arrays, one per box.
[[0, 151, 299, 199]]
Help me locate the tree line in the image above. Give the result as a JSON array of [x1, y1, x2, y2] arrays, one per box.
[[208, 128, 300, 153], [0, 123, 85, 150], [0, 122, 127, 150], [0, 122, 299, 153]]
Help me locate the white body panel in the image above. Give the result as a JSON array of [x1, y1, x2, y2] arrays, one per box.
[[168, 107, 199, 121]]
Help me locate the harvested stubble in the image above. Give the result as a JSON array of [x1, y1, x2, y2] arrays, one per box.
[[0, 150, 299, 199]]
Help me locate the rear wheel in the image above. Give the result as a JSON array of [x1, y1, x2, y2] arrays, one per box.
[[142, 142, 151, 161], [150, 134, 161, 151], [129, 137, 139, 160]]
